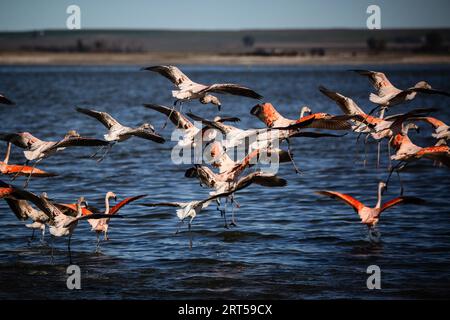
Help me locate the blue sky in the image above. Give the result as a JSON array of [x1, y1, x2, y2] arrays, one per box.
[[0, 0, 449, 31]]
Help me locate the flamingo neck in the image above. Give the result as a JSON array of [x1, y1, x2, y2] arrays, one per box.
[[4, 143, 11, 164], [105, 193, 111, 214], [375, 184, 383, 209], [76, 200, 83, 218]]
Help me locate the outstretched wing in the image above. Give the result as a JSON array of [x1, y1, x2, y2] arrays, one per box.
[[128, 128, 165, 144], [5, 199, 29, 221], [143, 103, 193, 130], [0, 94, 15, 105], [49, 136, 110, 151], [64, 214, 124, 228], [316, 190, 365, 213], [141, 202, 184, 208], [381, 196, 426, 213], [350, 70, 396, 96], [142, 65, 194, 87], [409, 87, 450, 97], [76, 108, 121, 129], [201, 84, 263, 100], [186, 112, 230, 134], [109, 194, 147, 215], [0, 132, 35, 149], [319, 86, 366, 115]]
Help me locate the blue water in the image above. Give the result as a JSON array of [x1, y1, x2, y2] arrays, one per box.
[[0, 64, 449, 299]]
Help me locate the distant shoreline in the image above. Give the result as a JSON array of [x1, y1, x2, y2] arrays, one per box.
[[0, 52, 450, 66]]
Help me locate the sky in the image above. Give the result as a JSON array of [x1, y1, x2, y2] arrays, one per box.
[[0, 0, 450, 31]]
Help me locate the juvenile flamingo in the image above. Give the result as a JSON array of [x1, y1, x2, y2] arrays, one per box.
[[316, 181, 426, 242], [142, 65, 263, 110], [0, 130, 109, 187], [142, 172, 285, 248], [351, 69, 450, 113]]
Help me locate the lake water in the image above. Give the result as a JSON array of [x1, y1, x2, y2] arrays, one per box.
[[0, 64, 449, 299]]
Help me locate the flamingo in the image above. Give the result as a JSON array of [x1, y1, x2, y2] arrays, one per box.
[[76, 107, 165, 146], [410, 116, 449, 146], [57, 192, 146, 251], [0, 130, 109, 187], [250, 102, 352, 131], [0, 180, 51, 243], [351, 70, 450, 113], [1, 143, 57, 178], [0, 94, 15, 105], [37, 193, 124, 263], [319, 85, 436, 166], [316, 181, 426, 242], [143, 103, 238, 147], [142, 172, 285, 248], [142, 65, 263, 110], [390, 123, 450, 169]]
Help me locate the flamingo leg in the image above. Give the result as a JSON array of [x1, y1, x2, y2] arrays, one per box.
[[40, 226, 46, 245], [363, 134, 370, 167], [222, 198, 229, 229], [229, 194, 238, 227], [28, 229, 35, 245], [188, 222, 193, 250], [10, 160, 29, 181], [175, 220, 184, 235], [376, 140, 381, 169], [50, 235, 54, 263], [286, 138, 300, 174], [68, 235, 73, 265], [387, 141, 392, 171], [96, 143, 113, 163], [90, 145, 105, 159], [23, 159, 41, 189], [95, 232, 101, 253]]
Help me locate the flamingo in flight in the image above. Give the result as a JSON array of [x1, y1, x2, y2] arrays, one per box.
[[142, 172, 286, 248], [0, 94, 15, 105], [316, 181, 426, 242], [250, 102, 352, 131], [186, 111, 336, 153], [143, 103, 239, 147], [319, 85, 436, 166], [410, 116, 449, 146], [76, 107, 165, 145], [0, 130, 109, 187], [37, 193, 124, 263], [389, 122, 450, 175], [57, 192, 146, 251], [142, 65, 263, 110], [1, 143, 57, 179], [351, 69, 450, 116], [0, 180, 52, 243]]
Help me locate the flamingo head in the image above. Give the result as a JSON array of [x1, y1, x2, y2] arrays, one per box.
[[106, 191, 117, 202], [250, 102, 280, 127], [200, 95, 221, 107], [300, 106, 312, 117], [141, 123, 155, 131], [414, 81, 432, 90], [65, 130, 80, 138]]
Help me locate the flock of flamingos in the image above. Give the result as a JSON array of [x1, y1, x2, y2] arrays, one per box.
[[1, 65, 449, 262]]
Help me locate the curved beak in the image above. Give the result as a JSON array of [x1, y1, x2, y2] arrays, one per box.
[[250, 104, 261, 116]]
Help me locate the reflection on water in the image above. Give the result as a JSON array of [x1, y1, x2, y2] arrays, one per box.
[[0, 64, 450, 299]]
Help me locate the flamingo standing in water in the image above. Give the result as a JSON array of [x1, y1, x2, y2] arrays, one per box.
[[57, 192, 146, 251], [351, 69, 450, 115], [1, 143, 57, 178], [316, 181, 426, 242], [142, 65, 263, 110], [0, 94, 15, 105], [0, 130, 109, 187]]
